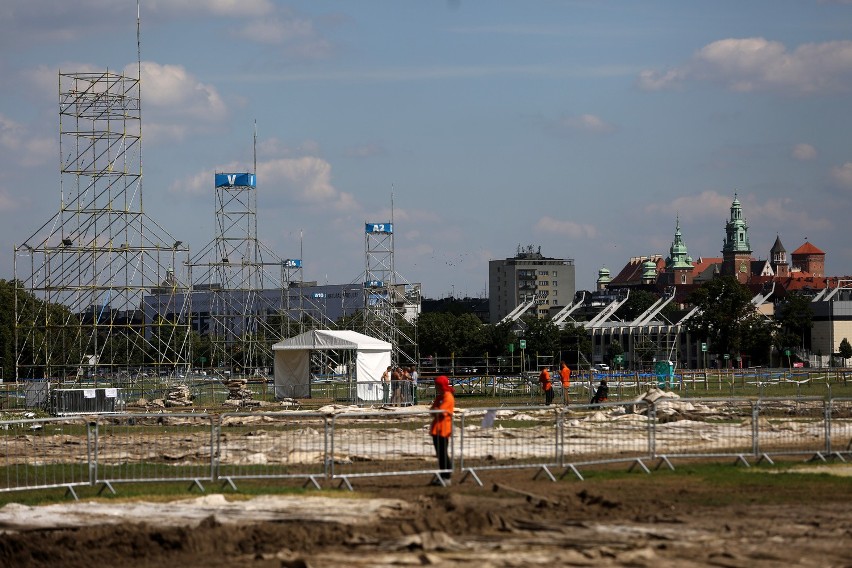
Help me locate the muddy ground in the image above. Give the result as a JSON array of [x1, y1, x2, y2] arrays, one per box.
[[1, 463, 851, 568]]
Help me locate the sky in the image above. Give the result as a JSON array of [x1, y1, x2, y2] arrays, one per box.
[[2, 0, 852, 300]]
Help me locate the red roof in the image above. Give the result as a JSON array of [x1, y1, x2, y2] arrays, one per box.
[[691, 257, 722, 276], [792, 241, 825, 255]]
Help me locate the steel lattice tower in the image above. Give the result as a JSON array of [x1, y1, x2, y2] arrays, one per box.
[[362, 221, 420, 365], [189, 172, 289, 376], [188, 168, 338, 376], [14, 69, 191, 380]]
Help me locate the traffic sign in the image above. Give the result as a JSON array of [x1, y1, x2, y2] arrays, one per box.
[[519, 340, 527, 349], [701, 342, 707, 352]]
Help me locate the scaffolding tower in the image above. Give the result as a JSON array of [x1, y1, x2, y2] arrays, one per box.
[[14, 69, 191, 380], [189, 173, 296, 376], [361, 222, 420, 365]]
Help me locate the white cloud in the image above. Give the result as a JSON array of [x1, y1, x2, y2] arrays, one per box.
[[344, 143, 386, 158], [831, 162, 852, 189], [792, 143, 817, 161], [0, 112, 54, 167], [231, 14, 333, 59], [644, 190, 732, 220], [146, 0, 274, 18], [171, 154, 358, 212], [127, 62, 228, 142], [646, 191, 832, 231], [548, 113, 615, 136], [0, 188, 22, 212], [638, 38, 852, 95], [136, 62, 227, 119], [535, 216, 598, 239]]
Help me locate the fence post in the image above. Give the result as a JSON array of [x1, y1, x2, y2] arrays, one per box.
[[649, 401, 656, 459], [751, 401, 760, 459], [88, 420, 97, 486], [824, 398, 832, 456]]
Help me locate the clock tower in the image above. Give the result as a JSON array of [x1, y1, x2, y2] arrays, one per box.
[[721, 194, 752, 283]]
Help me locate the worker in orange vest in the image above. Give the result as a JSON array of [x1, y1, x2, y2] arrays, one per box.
[[430, 375, 455, 485], [559, 361, 571, 405], [539, 366, 553, 405]]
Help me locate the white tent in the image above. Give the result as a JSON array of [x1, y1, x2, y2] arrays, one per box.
[[272, 330, 392, 400]]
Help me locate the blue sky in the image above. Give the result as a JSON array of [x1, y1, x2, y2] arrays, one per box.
[[2, 0, 852, 299]]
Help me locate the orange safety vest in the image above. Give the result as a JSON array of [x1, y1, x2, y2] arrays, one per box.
[[539, 368, 552, 391], [560, 365, 571, 387], [430, 391, 454, 437]]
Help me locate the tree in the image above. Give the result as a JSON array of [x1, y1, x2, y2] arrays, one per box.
[[685, 276, 758, 365], [775, 291, 813, 353], [521, 316, 559, 364], [558, 323, 592, 369], [415, 312, 484, 358], [606, 340, 624, 367], [481, 321, 515, 358], [840, 338, 852, 366]]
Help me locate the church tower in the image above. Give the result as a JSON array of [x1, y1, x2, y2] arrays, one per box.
[[721, 194, 752, 283], [770, 235, 789, 278], [666, 217, 694, 285]]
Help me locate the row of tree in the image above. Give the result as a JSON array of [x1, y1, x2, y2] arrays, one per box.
[[3, 276, 849, 379], [416, 276, 848, 368]]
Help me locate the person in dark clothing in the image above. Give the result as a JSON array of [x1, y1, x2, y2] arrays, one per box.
[[590, 379, 608, 404]]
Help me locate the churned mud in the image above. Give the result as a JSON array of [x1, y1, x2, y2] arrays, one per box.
[[1, 465, 851, 567]]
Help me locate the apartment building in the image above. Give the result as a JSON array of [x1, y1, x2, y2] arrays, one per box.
[[488, 245, 576, 323]]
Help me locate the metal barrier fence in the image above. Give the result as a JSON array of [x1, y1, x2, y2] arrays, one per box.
[[458, 406, 560, 485], [0, 416, 91, 498], [651, 398, 757, 467], [92, 413, 216, 493], [2, 396, 851, 498], [560, 401, 653, 480], [217, 412, 329, 489], [754, 397, 827, 463], [828, 398, 852, 460], [329, 410, 449, 490]]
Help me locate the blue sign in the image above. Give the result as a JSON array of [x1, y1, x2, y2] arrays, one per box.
[[215, 173, 256, 188], [364, 280, 385, 288], [283, 259, 302, 268], [365, 223, 393, 234]]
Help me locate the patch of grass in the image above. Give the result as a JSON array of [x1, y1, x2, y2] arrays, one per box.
[[563, 460, 852, 507]]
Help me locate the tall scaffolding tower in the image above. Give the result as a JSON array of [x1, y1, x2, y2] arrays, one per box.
[[188, 172, 294, 376], [361, 221, 420, 365], [14, 68, 191, 380]]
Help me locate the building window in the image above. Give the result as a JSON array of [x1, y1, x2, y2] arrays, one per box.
[[538, 281, 549, 286], [538, 270, 549, 276], [552, 281, 557, 286]]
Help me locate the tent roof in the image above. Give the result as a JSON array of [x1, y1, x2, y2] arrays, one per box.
[[272, 329, 392, 351]]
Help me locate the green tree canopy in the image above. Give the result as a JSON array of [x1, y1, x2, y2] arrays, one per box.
[[775, 291, 813, 352], [520, 316, 560, 363], [416, 312, 485, 357], [839, 338, 852, 363], [685, 276, 759, 361], [558, 323, 592, 369]]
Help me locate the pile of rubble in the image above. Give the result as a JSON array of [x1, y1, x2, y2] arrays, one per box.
[[165, 385, 193, 407], [224, 378, 262, 407]]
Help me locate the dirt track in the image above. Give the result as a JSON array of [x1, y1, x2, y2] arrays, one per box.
[[1, 464, 851, 567]]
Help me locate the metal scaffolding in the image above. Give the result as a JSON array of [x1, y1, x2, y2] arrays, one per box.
[[187, 171, 306, 376], [361, 221, 420, 365], [14, 69, 191, 380]]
